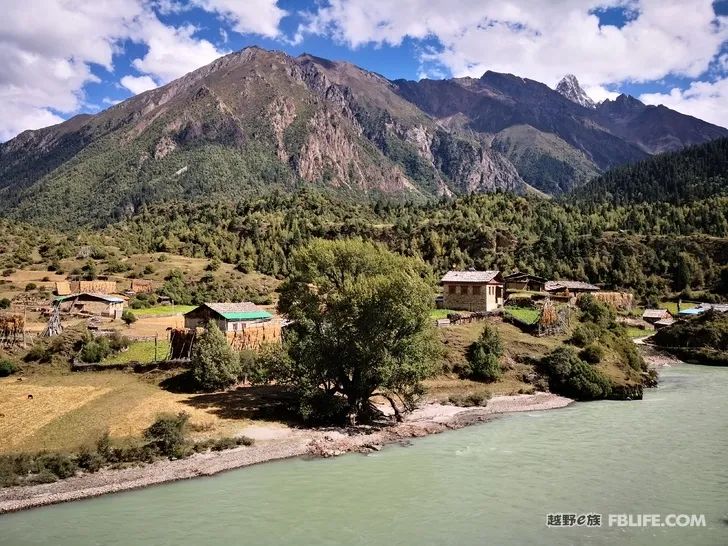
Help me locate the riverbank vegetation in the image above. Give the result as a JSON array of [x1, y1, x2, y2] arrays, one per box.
[[0, 413, 254, 488], [652, 310, 728, 365]]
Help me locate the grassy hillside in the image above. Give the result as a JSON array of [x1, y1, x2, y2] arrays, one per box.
[[492, 124, 599, 194]]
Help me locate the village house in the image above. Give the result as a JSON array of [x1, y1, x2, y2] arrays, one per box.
[[544, 280, 600, 297], [55, 293, 126, 319], [183, 302, 282, 351], [184, 302, 274, 332], [441, 270, 504, 312], [642, 309, 672, 324], [504, 272, 547, 293]]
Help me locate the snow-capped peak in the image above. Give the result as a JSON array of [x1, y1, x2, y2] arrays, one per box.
[[555, 74, 596, 108]]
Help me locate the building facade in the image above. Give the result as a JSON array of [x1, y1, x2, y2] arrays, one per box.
[[441, 270, 504, 312], [184, 302, 274, 332]]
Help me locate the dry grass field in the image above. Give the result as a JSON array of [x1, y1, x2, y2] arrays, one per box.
[[0, 371, 254, 455]]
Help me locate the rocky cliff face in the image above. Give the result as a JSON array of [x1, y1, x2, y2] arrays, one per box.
[[0, 46, 726, 227]]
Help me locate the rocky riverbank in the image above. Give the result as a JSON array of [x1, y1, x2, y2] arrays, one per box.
[[0, 392, 571, 514]]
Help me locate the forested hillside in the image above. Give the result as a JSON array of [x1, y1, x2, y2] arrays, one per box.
[[574, 137, 728, 204], [101, 190, 728, 302]]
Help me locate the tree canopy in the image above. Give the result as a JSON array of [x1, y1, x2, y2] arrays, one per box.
[[276, 239, 440, 424]]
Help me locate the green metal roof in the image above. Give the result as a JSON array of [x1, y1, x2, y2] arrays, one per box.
[[220, 311, 273, 321]]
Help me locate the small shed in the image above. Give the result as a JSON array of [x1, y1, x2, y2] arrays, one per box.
[[440, 270, 504, 312], [504, 272, 547, 293], [654, 318, 675, 329], [184, 302, 273, 332], [545, 280, 600, 296], [56, 293, 126, 319], [642, 309, 672, 324]]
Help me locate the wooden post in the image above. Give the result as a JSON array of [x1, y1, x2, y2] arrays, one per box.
[[154, 334, 158, 362]]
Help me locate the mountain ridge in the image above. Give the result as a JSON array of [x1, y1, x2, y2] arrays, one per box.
[[0, 46, 726, 228]]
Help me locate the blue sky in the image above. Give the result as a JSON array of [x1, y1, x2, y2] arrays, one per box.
[[2, 0, 727, 141]]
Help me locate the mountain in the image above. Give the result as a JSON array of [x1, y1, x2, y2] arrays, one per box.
[[0, 47, 532, 228], [0, 46, 726, 228], [572, 137, 728, 204], [393, 72, 728, 194], [594, 94, 728, 154], [555, 74, 595, 108]]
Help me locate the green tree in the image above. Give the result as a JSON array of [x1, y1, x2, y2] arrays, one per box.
[[465, 324, 503, 382], [191, 321, 241, 391], [277, 239, 440, 424], [540, 347, 612, 400]]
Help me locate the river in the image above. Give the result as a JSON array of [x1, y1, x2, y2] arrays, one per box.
[[1, 365, 727, 545]]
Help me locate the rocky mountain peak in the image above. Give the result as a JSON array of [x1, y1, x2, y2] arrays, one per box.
[[556, 74, 596, 108]]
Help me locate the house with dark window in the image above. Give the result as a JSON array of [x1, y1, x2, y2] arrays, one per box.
[[441, 270, 504, 312]]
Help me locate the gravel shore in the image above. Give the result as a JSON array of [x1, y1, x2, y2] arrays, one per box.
[[0, 392, 572, 514]]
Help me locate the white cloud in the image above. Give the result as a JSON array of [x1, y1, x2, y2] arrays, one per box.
[[192, 0, 287, 38], [0, 0, 286, 142], [120, 74, 159, 94], [641, 78, 728, 128], [128, 15, 227, 84], [0, 0, 144, 141], [301, 0, 728, 90], [584, 85, 621, 103]]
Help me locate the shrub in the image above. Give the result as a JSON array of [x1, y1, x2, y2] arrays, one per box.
[[76, 447, 104, 473], [540, 347, 612, 400], [210, 437, 238, 451], [191, 322, 241, 391], [577, 295, 615, 328], [570, 323, 602, 347], [579, 344, 604, 364], [121, 310, 137, 327], [144, 412, 190, 458], [448, 392, 490, 407], [463, 324, 503, 382], [79, 339, 111, 363], [206, 258, 221, 272], [107, 332, 131, 352], [24, 342, 50, 363], [24, 282, 37, 292], [0, 298, 10, 309], [0, 359, 17, 377], [26, 470, 58, 485], [38, 453, 78, 479]]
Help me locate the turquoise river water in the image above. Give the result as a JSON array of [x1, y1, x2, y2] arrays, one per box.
[[1, 365, 727, 545]]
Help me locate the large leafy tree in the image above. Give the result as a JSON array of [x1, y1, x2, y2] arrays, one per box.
[[277, 239, 440, 424]]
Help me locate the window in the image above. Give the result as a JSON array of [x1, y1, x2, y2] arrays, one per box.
[[472, 285, 481, 295], [460, 285, 469, 295], [448, 285, 456, 294]]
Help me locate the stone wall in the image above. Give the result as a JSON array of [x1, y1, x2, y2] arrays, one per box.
[[442, 283, 503, 311]]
